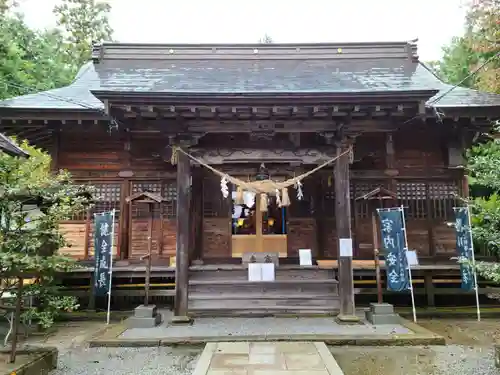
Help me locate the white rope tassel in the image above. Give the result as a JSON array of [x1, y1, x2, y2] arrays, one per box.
[[295, 180, 304, 201], [275, 189, 282, 207], [220, 176, 229, 198]]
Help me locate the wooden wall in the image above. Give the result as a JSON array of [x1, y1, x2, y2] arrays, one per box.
[[54, 128, 177, 262], [197, 126, 462, 260], [54, 123, 463, 262]]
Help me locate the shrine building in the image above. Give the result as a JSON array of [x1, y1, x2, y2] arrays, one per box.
[[1, 41, 500, 319]]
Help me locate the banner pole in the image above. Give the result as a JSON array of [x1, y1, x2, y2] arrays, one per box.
[[106, 209, 116, 325], [400, 205, 417, 323], [466, 205, 481, 322]]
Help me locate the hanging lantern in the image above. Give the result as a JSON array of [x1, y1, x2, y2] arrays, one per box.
[[255, 163, 269, 181]]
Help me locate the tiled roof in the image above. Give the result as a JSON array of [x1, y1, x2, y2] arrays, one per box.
[[0, 42, 499, 111], [0, 62, 103, 110], [92, 58, 438, 94], [0, 133, 28, 157]]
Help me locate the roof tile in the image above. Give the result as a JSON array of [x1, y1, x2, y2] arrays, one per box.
[[0, 43, 498, 111]]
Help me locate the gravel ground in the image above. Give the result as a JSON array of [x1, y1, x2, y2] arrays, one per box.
[[36, 318, 500, 375], [331, 345, 495, 375], [22, 322, 202, 375], [51, 346, 201, 375]]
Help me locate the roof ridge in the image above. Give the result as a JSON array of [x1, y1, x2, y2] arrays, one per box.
[[92, 41, 419, 62]]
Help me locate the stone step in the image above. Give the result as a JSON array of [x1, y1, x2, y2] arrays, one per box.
[[189, 298, 340, 311], [189, 298, 339, 310], [189, 268, 335, 281], [188, 279, 339, 294], [188, 309, 338, 317], [189, 292, 338, 300]]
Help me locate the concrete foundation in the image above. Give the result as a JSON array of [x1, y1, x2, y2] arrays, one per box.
[[365, 303, 401, 325], [127, 305, 162, 328]]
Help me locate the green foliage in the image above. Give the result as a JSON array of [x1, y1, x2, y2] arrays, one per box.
[[475, 261, 500, 283], [0, 140, 94, 327], [0, 0, 113, 100], [469, 194, 500, 256], [259, 34, 273, 44], [437, 0, 499, 93], [0, 15, 76, 99], [437, 36, 480, 88], [437, 1, 500, 280], [54, 0, 113, 68], [467, 135, 500, 191]]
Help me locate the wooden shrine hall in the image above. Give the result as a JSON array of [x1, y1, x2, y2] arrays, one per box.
[[1, 41, 500, 319]]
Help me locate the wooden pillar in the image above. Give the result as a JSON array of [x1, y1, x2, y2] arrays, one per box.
[[119, 179, 131, 260], [461, 172, 470, 198], [424, 271, 435, 307], [256, 194, 264, 253], [50, 128, 60, 171], [385, 133, 397, 197], [173, 150, 191, 322], [315, 177, 324, 258], [334, 142, 357, 321]]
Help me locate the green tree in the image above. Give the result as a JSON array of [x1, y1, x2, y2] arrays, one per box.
[[437, 0, 499, 92], [0, 0, 17, 15], [259, 34, 274, 43], [0, 8, 75, 99], [437, 36, 479, 88], [0, 21, 75, 98], [54, 0, 113, 68], [0, 140, 94, 328], [466, 0, 500, 93]]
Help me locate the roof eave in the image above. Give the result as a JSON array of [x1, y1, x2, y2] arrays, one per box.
[[428, 104, 500, 119], [91, 89, 438, 104], [0, 134, 29, 158], [0, 107, 106, 120]]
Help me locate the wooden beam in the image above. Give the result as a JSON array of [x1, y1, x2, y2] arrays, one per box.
[[334, 142, 357, 321], [385, 133, 397, 194], [174, 150, 191, 322]]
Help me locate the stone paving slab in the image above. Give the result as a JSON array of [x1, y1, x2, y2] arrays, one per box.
[[192, 341, 344, 375], [89, 312, 445, 347], [120, 315, 410, 340]]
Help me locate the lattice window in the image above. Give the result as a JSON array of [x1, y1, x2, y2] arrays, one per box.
[[162, 182, 177, 218], [352, 181, 386, 219], [429, 181, 460, 220], [321, 175, 335, 217], [397, 181, 428, 219], [131, 180, 177, 219], [92, 183, 121, 220]]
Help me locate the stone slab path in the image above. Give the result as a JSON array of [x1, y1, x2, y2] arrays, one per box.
[[192, 341, 344, 375], [120, 314, 410, 340]]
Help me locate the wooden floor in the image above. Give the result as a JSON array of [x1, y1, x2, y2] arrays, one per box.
[[58, 260, 497, 311]]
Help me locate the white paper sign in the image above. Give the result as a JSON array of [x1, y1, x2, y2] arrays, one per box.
[[299, 249, 312, 266], [339, 238, 353, 257], [406, 250, 419, 267], [261, 263, 275, 281], [248, 263, 262, 281]]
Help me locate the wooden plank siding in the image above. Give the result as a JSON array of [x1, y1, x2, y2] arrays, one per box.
[[52, 124, 464, 262], [54, 130, 178, 261]]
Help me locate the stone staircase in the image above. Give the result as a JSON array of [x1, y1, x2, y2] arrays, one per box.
[[188, 265, 340, 316]]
